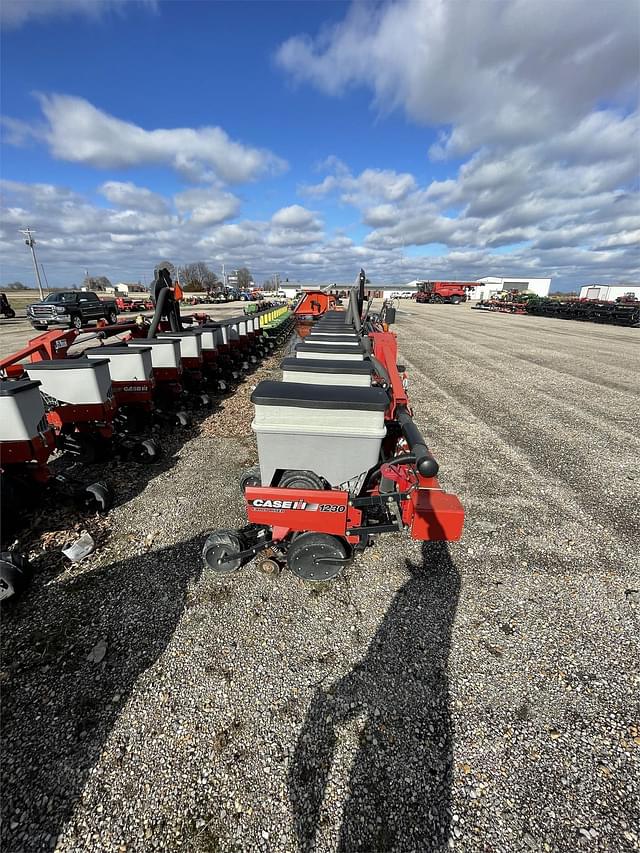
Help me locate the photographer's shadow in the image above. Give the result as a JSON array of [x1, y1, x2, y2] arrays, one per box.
[[289, 541, 460, 852], [1, 536, 204, 851]]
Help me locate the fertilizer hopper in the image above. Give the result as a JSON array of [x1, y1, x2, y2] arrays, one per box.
[[157, 330, 203, 371], [127, 338, 182, 382], [25, 358, 113, 408], [250, 380, 388, 488], [25, 358, 116, 459], [0, 379, 52, 459], [86, 345, 156, 435], [281, 357, 373, 387]]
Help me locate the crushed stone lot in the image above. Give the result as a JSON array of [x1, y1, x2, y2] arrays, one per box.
[[2, 303, 639, 853]]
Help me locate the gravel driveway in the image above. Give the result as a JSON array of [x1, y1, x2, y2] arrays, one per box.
[[2, 304, 638, 852]]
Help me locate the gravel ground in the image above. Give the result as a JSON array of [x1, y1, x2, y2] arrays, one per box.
[[2, 304, 639, 853]]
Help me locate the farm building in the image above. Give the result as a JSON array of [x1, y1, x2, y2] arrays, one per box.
[[579, 283, 640, 302]]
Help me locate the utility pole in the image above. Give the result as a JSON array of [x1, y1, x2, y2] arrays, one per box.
[[20, 228, 44, 299], [40, 263, 51, 294]]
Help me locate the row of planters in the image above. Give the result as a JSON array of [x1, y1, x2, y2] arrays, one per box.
[[0, 303, 294, 599]]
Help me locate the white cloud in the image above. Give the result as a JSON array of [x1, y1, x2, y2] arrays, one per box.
[[99, 181, 168, 214], [5, 94, 287, 184], [174, 187, 241, 226], [304, 159, 416, 205], [277, 0, 639, 157], [271, 204, 318, 229], [0, 0, 156, 29]]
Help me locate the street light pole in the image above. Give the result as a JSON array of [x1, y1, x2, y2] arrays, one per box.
[[20, 228, 44, 300]]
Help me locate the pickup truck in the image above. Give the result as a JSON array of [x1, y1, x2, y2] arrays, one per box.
[[27, 291, 119, 330]]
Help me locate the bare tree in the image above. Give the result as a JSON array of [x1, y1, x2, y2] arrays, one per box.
[[235, 267, 252, 290], [179, 262, 219, 292], [83, 275, 112, 292]]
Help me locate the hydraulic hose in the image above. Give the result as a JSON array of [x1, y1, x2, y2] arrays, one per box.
[[395, 405, 439, 478], [147, 286, 171, 339]]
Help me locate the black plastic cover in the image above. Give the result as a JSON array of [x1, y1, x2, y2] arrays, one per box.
[[25, 357, 109, 370], [0, 378, 42, 396], [251, 380, 388, 411], [306, 334, 361, 343], [87, 345, 151, 354], [295, 342, 366, 354]]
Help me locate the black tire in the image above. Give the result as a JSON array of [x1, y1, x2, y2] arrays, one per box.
[[240, 465, 261, 492], [107, 310, 118, 325], [0, 552, 33, 601], [133, 439, 161, 464], [287, 533, 348, 582], [202, 530, 244, 574], [83, 482, 113, 513], [450, 296, 461, 304], [70, 314, 83, 330], [431, 295, 444, 304], [4, 309, 16, 319], [33, 325, 47, 331], [279, 469, 325, 490]]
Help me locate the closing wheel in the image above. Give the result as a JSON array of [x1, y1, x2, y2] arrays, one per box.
[[83, 482, 113, 513], [240, 465, 262, 492], [279, 469, 325, 490], [287, 533, 349, 582], [0, 552, 33, 601], [202, 530, 244, 574]]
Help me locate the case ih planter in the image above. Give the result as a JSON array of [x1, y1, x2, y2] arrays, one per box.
[[0, 376, 112, 598], [203, 274, 465, 581]]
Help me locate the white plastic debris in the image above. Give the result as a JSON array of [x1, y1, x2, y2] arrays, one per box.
[[62, 532, 95, 563]]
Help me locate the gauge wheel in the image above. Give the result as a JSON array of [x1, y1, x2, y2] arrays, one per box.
[[202, 529, 244, 574], [279, 469, 325, 490], [239, 465, 261, 492], [287, 533, 348, 582]]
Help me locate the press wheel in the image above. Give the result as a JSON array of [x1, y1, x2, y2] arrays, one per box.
[[287, 533, 348, 582]]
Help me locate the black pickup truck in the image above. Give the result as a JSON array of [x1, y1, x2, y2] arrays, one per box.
[[27, 291, 119, 330]]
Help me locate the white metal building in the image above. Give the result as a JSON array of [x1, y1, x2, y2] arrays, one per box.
[[579, 283, 640, 302], [472, 277, 551, 301]]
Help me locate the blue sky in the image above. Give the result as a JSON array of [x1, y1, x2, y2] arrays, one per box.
[[1, 0, 638, 288]]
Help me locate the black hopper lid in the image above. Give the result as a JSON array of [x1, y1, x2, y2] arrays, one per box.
[[251, 380, 388, 411]]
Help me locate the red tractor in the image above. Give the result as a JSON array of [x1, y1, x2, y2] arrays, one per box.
[[415, 281, 477, 304]]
